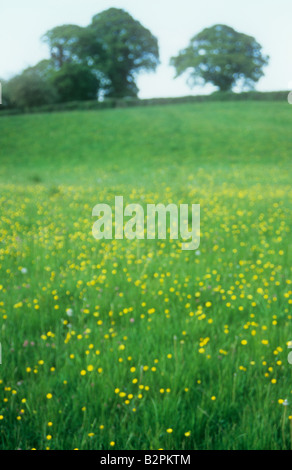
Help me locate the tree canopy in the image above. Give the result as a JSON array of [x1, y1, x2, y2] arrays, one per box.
[[4, 64, 58, 108], [51, 62, 100, 102], [42, 25, 85, 69], [170, 24, 269, 92], [88, 8, 159, 97], [42, 8, 159, 98], [2, 15, 272, 109]]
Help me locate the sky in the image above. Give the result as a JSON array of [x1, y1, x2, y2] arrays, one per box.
[[1, 0, 292, 98]]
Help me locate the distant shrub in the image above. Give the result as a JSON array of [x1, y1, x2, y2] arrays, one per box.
[[3, 70, 58, 110]]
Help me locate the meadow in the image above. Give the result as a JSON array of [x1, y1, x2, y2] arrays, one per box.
[[0, 101, 291, 450]]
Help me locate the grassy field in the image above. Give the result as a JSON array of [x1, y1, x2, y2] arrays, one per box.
[[0, 101, 291, 450]]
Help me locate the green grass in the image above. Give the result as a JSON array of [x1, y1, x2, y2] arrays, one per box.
[[0, 101, 291, 450]]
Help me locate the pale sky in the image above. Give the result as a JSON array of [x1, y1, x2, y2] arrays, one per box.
[[1, 0, 292, 98]]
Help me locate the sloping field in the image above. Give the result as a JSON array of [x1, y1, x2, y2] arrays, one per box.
[[0, 101, 291, 449]]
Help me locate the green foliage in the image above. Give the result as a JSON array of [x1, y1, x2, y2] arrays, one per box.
[[42, 24, 85, 69], [0, 15, 273, 108], [51, 63, 100, 102], [41, 9, 159, 99], [3, 65, 58, 109], [26, 59, 56, 80], [171, 24, 269, 91], [88, 8, 159, 97], [3, 14, 272, 107]]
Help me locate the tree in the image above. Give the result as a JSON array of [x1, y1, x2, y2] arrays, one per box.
[[42, 25, 85, 69], [170, 24, 269, 92], [87, 8, 160, 97], [42, 25, 102, 101], [42, 9, 159, 99], [52, 62, 100, 102], [5, 65, 58, 108]]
